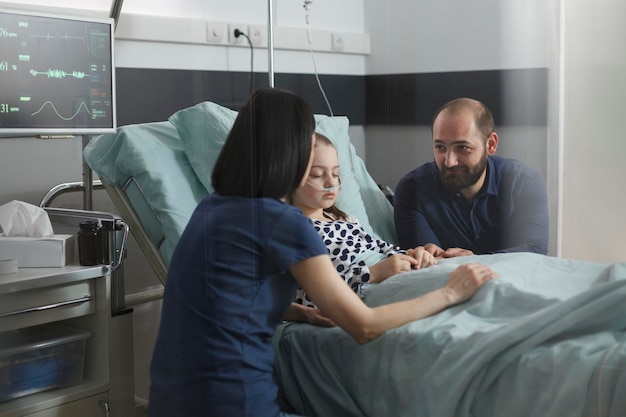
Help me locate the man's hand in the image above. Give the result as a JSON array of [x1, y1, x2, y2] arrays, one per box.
[[441, 247, 474, 258], [424, 243, 446, 257], [424, 243, 473, 258]]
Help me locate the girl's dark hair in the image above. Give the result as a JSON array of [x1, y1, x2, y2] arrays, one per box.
[[315, 133, 349, 221], [212, 88, 316, 199]]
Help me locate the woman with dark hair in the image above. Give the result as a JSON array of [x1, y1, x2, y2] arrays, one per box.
[[147, 88, 498, 417], [211, 87, 314, 198]]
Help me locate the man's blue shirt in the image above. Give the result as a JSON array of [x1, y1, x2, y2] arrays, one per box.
[[394, 156, 549, 254]]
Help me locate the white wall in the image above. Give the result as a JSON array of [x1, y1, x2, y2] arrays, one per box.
[[364, 0, 550, 75], [560, 0, 626, 263], [362, 0, 560, 257], [360, 0, 626, 263]]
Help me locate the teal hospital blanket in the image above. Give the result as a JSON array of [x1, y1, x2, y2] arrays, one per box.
[[274, 253, 626, 417]]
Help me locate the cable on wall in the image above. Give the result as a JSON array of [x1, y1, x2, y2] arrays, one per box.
[[303, 0, 334, 116], [234, 29, 255, 96]]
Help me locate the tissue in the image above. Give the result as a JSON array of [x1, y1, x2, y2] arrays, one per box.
[[0, 200, 54, 238]]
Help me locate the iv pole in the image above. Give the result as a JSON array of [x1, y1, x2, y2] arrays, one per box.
[[109, 0, 124, 29]]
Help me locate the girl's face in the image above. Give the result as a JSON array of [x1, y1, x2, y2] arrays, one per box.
[[292, 140, 341, 214]]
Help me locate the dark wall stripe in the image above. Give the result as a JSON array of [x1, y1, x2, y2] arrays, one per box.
[[115, 67, 546, 127], [115, 68, 365, 126], [365, 68, 548, 126]]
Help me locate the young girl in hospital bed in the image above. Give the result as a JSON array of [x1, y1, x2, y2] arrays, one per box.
[[290, 133, 438, 309]]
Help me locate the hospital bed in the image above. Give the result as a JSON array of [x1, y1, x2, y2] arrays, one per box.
[[83, 100, 626, 417]]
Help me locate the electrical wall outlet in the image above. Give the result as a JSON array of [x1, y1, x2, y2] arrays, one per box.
[[206, 21, 225, 43], [248, 24, 265, 46], [228, 23, 249, 45], [331, 33, 344, 51]]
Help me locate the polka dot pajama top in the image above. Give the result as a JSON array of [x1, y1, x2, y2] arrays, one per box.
[[295, 215, 406, 308]]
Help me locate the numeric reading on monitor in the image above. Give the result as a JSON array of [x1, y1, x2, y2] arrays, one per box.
[[0, 10, 115, 135]]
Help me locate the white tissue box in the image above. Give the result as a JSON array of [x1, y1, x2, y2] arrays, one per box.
[[0, 235, 75, 267]]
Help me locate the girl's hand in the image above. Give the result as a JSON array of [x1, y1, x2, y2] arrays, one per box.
[[304, 307, 336, 327], [369, 254, 419, 283], [406, 247, 438, 269], [284, 302, 335, 327]]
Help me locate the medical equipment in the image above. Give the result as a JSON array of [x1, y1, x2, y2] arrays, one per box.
[[0, 9, 116, 138]]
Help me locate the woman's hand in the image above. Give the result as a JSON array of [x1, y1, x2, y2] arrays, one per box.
[[369, 254, 419, 283], [441, 263, 499, 304], [406, 247, 438, 269], [292, 255, 500, 345]]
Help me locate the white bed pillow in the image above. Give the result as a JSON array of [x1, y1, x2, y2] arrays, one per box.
[[83, 121, 208, 264], [169, 101, 394, 241], [168, 101, 237, 193]]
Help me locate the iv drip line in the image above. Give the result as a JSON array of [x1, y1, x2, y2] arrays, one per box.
[[303, 0, 334, 116]]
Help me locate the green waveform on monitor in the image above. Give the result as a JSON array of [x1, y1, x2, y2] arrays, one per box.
[[31, 33, 85, 43], [31, 100, 91, 121], [29, 68, 87, 79]]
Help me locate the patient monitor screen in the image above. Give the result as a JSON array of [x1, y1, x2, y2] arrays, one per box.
[[0, 10, 116, 136]]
